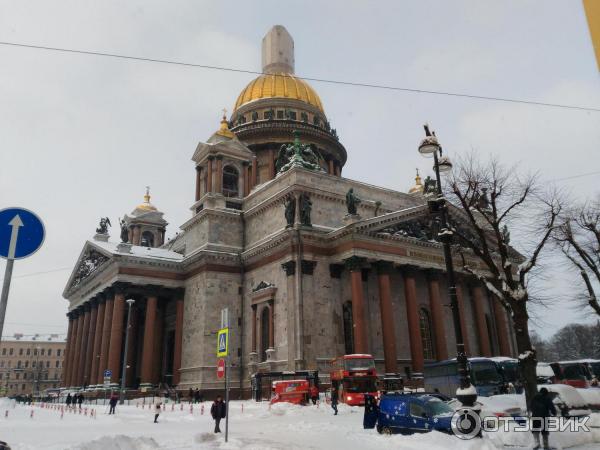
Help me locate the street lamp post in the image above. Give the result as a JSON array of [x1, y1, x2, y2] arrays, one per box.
[[120, 298, 135, 404], [418, 124, 477, 407]]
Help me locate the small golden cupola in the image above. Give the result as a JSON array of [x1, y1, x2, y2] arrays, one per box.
[[122, 187, 168, 247], [408, 169, 424, 194]]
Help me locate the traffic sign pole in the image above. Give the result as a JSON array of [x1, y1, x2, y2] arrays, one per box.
[[0, 258, 15, 341], [0, 208, 45, 342]]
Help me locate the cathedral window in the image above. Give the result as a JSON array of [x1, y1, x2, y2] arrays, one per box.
[[222, 165, 240, 198], [276, 110, 284, 119], [260, 307, 270, 362], [419, 308, 435, 360], [141, 231, 155, 247], [300, 112, 308, 122], [288, 111, 297, 120]]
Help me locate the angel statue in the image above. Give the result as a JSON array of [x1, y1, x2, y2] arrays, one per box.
[[119, 217, 129, 243], [96, 217, 111, 234]]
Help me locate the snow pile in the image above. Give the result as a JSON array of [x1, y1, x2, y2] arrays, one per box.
[[577, 388, 600, 410], [70, 436, 159, 450]]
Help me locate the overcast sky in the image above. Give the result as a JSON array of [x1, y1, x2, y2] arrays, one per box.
[[0, 0, 599, 342]]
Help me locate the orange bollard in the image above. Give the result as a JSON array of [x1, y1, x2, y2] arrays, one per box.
[[180, 403, 183, 411], [241, 403, 244, 413], [84, 408, 88, 416], [190, 404, 193, 414], [30, 410, 34, 419], [4, 410, 8, 418], [201, 404, 204, 415], [171, 403, 174, 411]]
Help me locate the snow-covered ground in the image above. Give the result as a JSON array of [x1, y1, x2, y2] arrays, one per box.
[[0, 398, 599, 450]]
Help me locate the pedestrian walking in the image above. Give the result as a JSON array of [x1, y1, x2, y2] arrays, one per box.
[[154, 402, 162, 423], [108, 392, 119, 415], [363, 394, 378, 429], [65, 393, 72, 409], [194, 388, 201, 404], [531, 387, 556, 450], [309, 385, 319, 405], [188, 388, 194, 404], [210, 395, 226, 433], [77, 393, 84, 409], [330, 386, 339, 415]]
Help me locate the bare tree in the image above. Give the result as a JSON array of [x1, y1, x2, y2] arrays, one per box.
[[445, 155, 562, 409], [554, 200, 600, 316]]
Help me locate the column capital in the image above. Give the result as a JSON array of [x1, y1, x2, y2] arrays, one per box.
[[301, 260, 317, 275], [242, 160, 250, 167], [113, 282, 131, 296], [374, 260, 394, 275], [281, 260, 296, 276], [195, 165, 202, 172], [215, 154, 224, 160], [329, 264, 343, 279], [207, 154, 215, 161], [251, 303, 258, 311], [424, 268, 442, 281], [399, 264, 420, 277], [344, 256, 366, 272]]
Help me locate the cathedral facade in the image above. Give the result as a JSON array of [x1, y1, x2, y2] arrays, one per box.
[[61, 26, 516, 396]]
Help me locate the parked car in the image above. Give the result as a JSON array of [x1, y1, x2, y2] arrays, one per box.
[[449, 394, 526, 423], [536, 362, 555, 384], [545, 384, 592, 418], [0, 441, 11, 450], [550, 361, 592, 388], [576, 388, 600, 412], [366, 393, 454, 435]]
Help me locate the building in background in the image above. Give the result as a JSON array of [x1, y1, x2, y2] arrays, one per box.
[[0, 334, 65, 397], [61, 25, 516, 398]]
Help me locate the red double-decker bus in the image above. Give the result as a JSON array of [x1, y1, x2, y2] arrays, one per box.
[[330, 354, 378, 406]]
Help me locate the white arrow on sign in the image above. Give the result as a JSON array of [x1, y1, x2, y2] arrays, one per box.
[[7, 215, 24, 260]]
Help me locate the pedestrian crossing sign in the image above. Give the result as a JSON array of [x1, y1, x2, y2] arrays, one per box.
[[217, 327, 229, 357]]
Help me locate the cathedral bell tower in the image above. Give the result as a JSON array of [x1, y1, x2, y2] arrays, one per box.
[[121, 187, 168, 247]]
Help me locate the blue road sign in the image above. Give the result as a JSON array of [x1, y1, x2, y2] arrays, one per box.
[[104, 369, 112, 377], [0, 208, 45, 260]]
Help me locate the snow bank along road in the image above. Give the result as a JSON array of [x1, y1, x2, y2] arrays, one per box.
[[1, 399, 599, 450]]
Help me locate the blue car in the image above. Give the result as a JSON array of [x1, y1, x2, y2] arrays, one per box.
[[365, 393, 454, 435]]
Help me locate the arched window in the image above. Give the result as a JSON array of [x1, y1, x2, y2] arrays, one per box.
[[260, 307, 270, 362], [141, 231, 154, 247], [222, 165, 239, 198], [419, 308, 435, 360], [342, 302, 354, 355]]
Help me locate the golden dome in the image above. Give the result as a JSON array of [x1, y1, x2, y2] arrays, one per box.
[[234, 73, 324, 113], [408, 169, 424, 194], [135, 187, 158, 212]]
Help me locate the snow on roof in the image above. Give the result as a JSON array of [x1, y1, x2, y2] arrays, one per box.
[[91, 240, 183, 262], [488, 356, 517, 363]]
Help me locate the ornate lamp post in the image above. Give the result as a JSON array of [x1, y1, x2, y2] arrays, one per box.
[[119, 298, 135, 404], [418, 124, 477, 407]]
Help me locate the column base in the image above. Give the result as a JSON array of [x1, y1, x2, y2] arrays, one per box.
[[265, 348, 276, 361]]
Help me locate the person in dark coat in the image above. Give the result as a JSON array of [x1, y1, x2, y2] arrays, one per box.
[[154, 402, 162, 423], [188, 388, 194, 404], [309, 385, 319, 405], [530, 388, 556, 450], [77, 393, 84, 409], [210, 395, 226, 433], [330, 386, 339, 415], [65, 393, 72, 408], [194, 389, 201, 404], [363, 394, 379, 429], [108, 392, 119, 415]]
